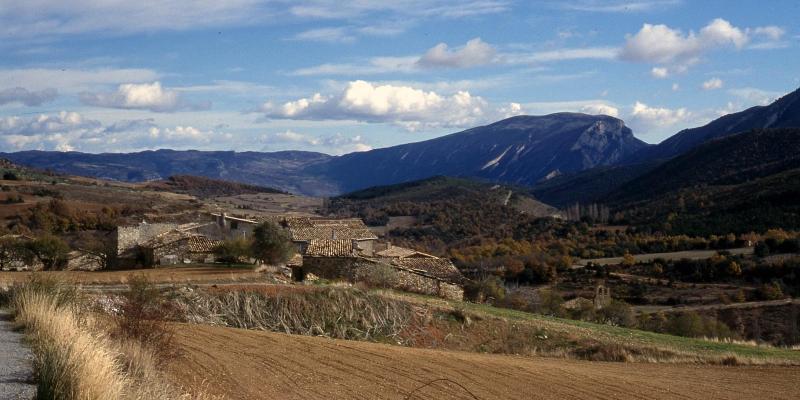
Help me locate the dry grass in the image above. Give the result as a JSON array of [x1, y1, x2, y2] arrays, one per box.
[[11, 278, 221, 400], [13, 289, 128, 400], [179, 286, 415, 342]]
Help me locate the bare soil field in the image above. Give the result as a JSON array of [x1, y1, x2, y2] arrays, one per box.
[[207, 193, 323, 217], [0, 265, 265, 286], [167, 323, 800, 400]]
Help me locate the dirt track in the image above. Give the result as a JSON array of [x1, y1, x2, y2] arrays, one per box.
[[167, 324, 800, 400]]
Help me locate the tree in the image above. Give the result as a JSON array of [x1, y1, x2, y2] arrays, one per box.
[[27, 234, 70, 270], [250, 222, 294, 265], [214, 237, 253, 265]]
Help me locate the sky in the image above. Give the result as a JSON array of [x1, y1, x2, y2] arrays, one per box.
[[0, 0, 798, 155]]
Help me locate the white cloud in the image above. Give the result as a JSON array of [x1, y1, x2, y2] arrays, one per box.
[[0, 110, 228, 152], [264, 130, 372, 154], [629, 101, 691, 128], [79, 82, 204, 112], [292, 27, 355, 43], [418, 38, 496, 68], [701, 77, 723, 90], [620, 18, 749, 66], [650, 67, 669, 79], [579, 103, 620, 117], [0, 87, 58, 106], [752, 26, 785, 41], [258, 80, 505, 130], [0, 68, 160, 93], [672, 83, 680, 91]]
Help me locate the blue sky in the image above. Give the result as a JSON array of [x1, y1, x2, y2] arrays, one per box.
[[0, 0, 798, 154]]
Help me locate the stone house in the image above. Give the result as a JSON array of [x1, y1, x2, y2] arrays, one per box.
[[140, 230, 220, 266], [114, 221, 219, 267]]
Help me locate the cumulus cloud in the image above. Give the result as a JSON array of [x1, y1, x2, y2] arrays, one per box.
[[258, 80, 497, 130], [701, 77, 723, 90], [0, 111, 226, 152], [418, 38, 496, 68], [79, 82, 205, 112], [579, 103, 620, 117], [621, 18, 786, 76], [620, 18, 749, 66], [629, 101, 691, 128], [0, 87, 58, 106]]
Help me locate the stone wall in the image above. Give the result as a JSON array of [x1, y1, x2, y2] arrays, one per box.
[[300, 256, 463, 301], [115, 222, 177, 256]]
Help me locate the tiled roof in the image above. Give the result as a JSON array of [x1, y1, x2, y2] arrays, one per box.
[[186, 235, 220, 253], [304, 239, 355, 257], [141, 230, 219, 253], [375, 246, 435, 259], [289, 225, 377, 241], [390, 257, 463, 283]]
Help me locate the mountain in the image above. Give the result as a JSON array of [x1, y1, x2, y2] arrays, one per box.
[[628, 87, 800, 162], [1, 113, 648, 196], [311, 113, 649, 193], [0, 149, 335, 196]]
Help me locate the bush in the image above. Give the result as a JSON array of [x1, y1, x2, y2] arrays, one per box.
[[111, 276, 177, 362], [251, 221, 295, 265], [214, 237, 252, 265], [464, 276, 506, 303]]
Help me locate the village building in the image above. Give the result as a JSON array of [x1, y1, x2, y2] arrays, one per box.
[[211, 213, 465, 300], [113, 221, 220, 267]]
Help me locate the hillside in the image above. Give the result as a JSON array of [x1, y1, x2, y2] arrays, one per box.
[[0, 149, 335, 196], [621, 167, 800, 235], [145, 175, 285, 199], [629, 86, 800, 162], [530, 161, 660, 207], [313, 113, 648, 193], [609, 128, 800, 204], [327, 176, 560, 253]]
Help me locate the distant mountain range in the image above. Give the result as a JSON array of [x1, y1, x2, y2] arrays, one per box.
[[2, 86, 799, 201]]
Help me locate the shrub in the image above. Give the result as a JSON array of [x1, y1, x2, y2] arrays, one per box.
[[111, 276, 177, 362], [463, 276, 506, 303], [214, 236, 253, 265], [251, 221, 295, 265]]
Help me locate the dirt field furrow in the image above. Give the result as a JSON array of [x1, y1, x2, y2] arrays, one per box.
[[166, 324, 800, 400]]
